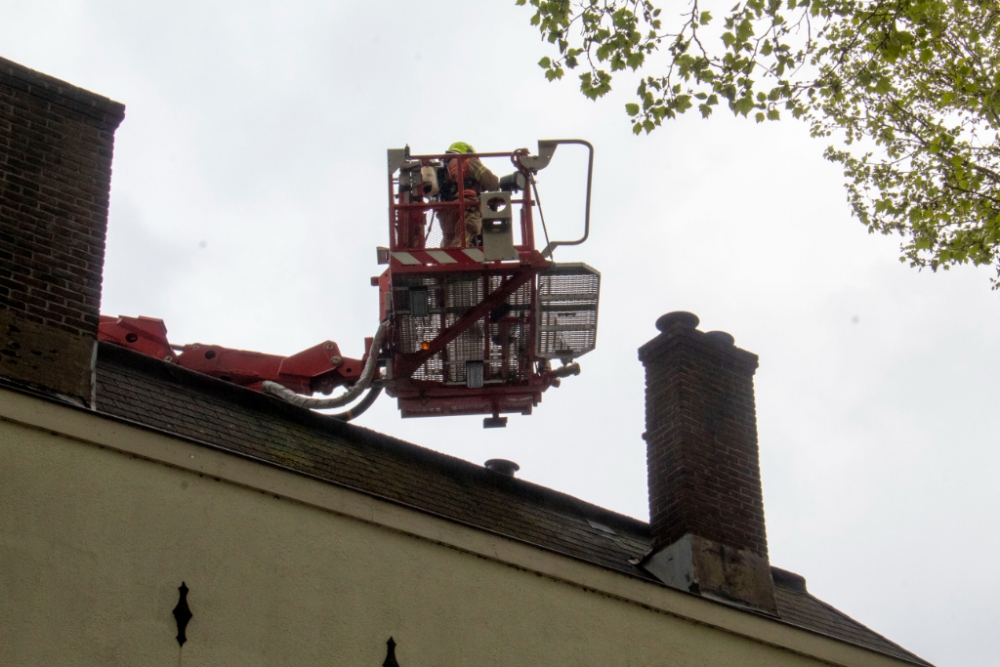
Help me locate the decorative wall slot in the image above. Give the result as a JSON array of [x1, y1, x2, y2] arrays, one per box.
[[172, 582, 192, 646], [383, 636, 400, 667]]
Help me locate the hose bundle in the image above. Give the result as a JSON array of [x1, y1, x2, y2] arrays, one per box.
[[262, 321, 387, 416]]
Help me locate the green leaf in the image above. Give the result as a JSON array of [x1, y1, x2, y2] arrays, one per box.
[[733, 97, 754, 116], [625, 102, 640, 115], [736, 19, 753, 42]]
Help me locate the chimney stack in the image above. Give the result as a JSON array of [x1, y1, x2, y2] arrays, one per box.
[[638, 311, 776, 614], [0, 57, 125, 406]]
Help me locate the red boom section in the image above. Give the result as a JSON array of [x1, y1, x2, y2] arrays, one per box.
[[98, 315, 368, 395]]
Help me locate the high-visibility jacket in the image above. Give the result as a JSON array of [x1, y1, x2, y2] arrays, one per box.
[[446, 156, 500, 195]]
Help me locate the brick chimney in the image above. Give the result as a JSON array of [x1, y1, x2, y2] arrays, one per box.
[[0, 57, 125, 406], [638, 311, 777, 614]]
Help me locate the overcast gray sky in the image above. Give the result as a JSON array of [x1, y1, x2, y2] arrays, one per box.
[[3, 1, 998, 664]]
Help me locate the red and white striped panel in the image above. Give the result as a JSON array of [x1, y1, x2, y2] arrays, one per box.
[[390, 248, 486, 267]]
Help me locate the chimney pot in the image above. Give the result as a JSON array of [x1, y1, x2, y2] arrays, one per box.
[[655, 311, 699, 332], [706, 330, 736, 346]]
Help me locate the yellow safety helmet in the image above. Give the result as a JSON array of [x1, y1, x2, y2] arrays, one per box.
[[446, 141, 475, 154]]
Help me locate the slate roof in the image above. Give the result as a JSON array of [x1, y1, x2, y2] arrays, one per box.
[[93, 342, 931, 666]]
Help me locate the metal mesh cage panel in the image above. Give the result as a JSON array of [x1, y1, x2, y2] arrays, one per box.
[[393, 275, 444, 382], [443, 276, 534, 385], [424, 211, 443, 249], [392, 208, 439, 250], [394, 272, 536, 386], [443, 276, 485, 383], [536, 263, 600, 360]]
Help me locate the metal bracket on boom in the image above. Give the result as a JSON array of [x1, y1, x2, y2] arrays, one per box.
[[520, 140, 558, 173]]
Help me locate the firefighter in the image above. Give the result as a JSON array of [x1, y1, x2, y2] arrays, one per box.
[[437, 142, 500, 248]]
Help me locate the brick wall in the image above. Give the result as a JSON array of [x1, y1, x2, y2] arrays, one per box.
[[0, 56, 125, 404], [638, 312, 776, 612]]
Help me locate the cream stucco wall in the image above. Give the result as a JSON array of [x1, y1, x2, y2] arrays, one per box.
[[0, 390, 912, 667]]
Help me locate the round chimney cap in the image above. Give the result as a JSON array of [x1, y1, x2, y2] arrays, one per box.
[[706, 330, 735, 346], [655, 311, 700, 332], [484, 459, 520, 477]]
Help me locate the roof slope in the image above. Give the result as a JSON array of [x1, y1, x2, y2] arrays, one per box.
[[93, 342, 930, 666]]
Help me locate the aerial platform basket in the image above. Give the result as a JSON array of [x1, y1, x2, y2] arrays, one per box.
[[376, 141, 601, 427]]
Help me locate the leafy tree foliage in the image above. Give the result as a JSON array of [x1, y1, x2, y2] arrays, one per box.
[[518, 0, 1000, 285]]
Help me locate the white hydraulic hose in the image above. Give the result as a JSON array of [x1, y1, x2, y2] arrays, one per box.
[[262, 321, 388, 410]]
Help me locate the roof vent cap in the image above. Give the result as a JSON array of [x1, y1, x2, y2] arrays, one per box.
[[484, 459, 520, 477]]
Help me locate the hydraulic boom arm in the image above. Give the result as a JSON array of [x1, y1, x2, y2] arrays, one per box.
[[98, 315, 370, 396]]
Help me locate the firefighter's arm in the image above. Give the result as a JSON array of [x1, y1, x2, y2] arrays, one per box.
[[467, 157, 500, 191]]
